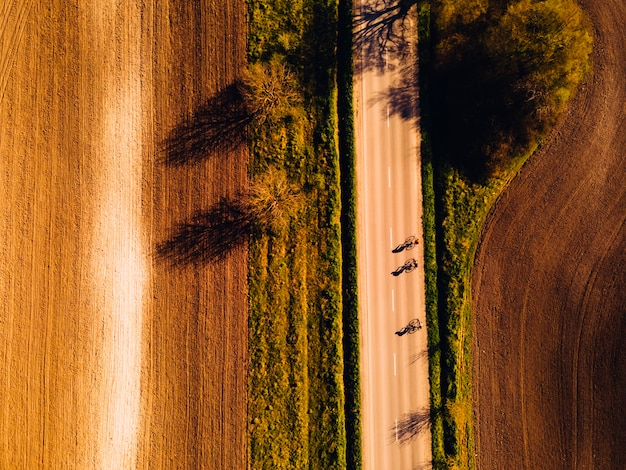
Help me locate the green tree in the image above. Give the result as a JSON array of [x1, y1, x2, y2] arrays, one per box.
[[431, 0, 593, 179], [488, 0, 592, 115]]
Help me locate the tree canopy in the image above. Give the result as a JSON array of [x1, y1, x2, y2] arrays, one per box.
[[431, 0, 593, 179]]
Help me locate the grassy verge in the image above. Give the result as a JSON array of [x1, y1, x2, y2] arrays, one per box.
[[247, 0, 361, 467], [432, 149, 533, 469], [435, 157, 532, 469], [417, 5, 446, 468], [337, 0, 362, 468], [418, 0, 592, 468]]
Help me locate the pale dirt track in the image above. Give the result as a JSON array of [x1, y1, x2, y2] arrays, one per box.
[[0, 1, 248, 468], [472, 0, 626, 468]]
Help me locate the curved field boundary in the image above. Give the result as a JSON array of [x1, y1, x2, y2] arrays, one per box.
[[472, 0, 626, 468]]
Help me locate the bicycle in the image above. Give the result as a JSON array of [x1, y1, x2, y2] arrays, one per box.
[[391, 258, 418, 276], [392, 235, 419, 253], [395, 318, 422, 336]]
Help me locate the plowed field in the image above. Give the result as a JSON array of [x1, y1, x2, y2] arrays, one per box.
[[472, 1, 626, 468], [0, 1, 248, 468]]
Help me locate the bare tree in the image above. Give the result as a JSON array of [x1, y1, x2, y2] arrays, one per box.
[[161, 63, 301, 166], [157, 168, 301, 265], [239, 62, 302, 126]]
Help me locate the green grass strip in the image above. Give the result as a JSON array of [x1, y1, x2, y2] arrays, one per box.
[[418, 2, 529, 464], [247, 0, 348, 468], [337, 0, 362, 468], [418, 0, 591, 467], [416, 2, 446, 467]]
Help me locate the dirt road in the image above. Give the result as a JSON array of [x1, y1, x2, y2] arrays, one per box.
[[0, 1, 247, 468], [355, 3, 432, 468], [472, 1, 626, 468]]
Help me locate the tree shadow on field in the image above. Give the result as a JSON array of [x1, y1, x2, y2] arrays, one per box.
[[160, 83, 252, 166], [157, 168, 298, 267], [156, 198, 252, 266]]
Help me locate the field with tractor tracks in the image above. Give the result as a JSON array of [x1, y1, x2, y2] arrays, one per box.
[[472, 0, 626, 468], [0, 1, 248, 468]]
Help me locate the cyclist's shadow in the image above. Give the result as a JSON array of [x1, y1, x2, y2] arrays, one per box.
[[395, 318, 422, 336], [391, 266, 405, 276], [391, 258, 417, 276]]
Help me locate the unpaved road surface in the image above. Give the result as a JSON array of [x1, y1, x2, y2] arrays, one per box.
[[0, 1, 248, 468], [355, 3, 432, 468], [472, 1, 626, 468]]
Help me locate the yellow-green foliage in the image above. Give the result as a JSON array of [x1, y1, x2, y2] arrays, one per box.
[[489, 0, 593, 113], [240, 61, 304, 125], [422, 1, 594, 469], [437, 0, 488, 30], [431, 0, 593, 179], [248, 166, 304, 234], [247, 0, 348, 468]]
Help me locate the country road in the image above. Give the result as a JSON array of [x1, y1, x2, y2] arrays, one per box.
[[354, 2, 432, 468]]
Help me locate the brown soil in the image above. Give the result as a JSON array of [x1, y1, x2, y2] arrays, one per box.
[[0, 1, 248, 468], [472, 1, 626, 469]]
